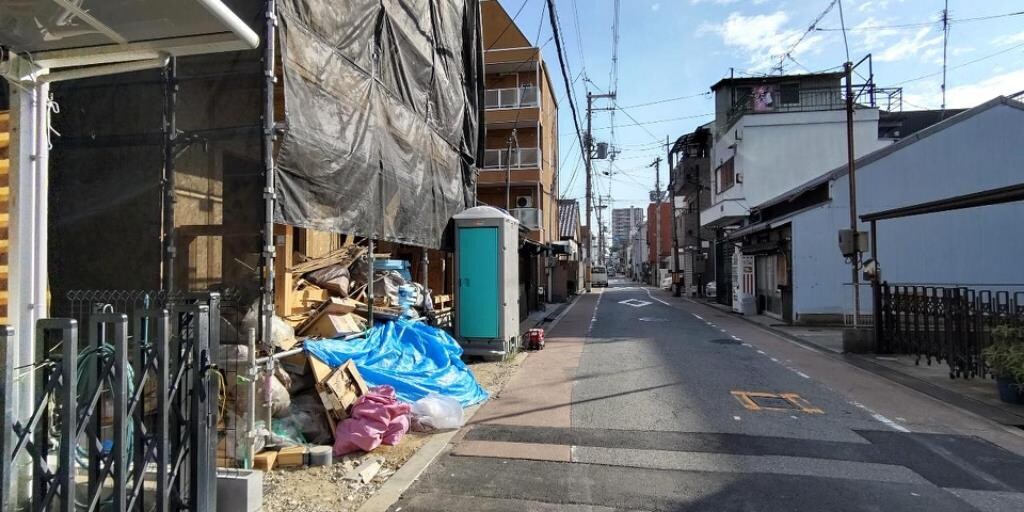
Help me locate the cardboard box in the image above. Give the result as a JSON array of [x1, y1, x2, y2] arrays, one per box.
[[317, 360, 369, 429], [302, 313, 364, 339]]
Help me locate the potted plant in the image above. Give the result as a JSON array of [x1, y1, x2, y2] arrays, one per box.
[[982, 325, 1024, 404]]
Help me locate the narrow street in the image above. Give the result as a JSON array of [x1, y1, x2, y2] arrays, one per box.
[[392, 281, 1024, 512]]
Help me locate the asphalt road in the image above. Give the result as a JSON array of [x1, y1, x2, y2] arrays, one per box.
[[390, 281, 1024, 511]]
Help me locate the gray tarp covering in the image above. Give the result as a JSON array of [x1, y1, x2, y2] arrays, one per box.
[[274, 0, 483, 249]]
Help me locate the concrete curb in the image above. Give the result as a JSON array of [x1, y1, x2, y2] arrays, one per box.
[[357, 294, 583, 512]]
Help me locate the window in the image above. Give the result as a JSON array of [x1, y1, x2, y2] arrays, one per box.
[[780, 83, 800, 105], [716, 157, 735, 194]]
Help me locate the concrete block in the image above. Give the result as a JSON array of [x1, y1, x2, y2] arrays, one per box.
[[216, 468, 263, 512], [842, 328, 875, 354]]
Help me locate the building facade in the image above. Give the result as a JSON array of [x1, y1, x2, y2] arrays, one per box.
[[670, 124, 715, 296], [612, 207, 643, 251], [701, 72, 895, 317], [478, 0, 559, 244], [755, 97, 1024, 323]]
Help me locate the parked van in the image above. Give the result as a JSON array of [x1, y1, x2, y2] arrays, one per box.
[[591, 266, 609, 288]]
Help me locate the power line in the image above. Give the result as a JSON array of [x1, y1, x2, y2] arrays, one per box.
[[837, 0, 850, 63], [618, 91, 712, 109], [614, 106, 663, 144], [890, 40, 1024, 86], [815, 9, 1024, 31], [594, 112, 715, 131], [776, 0, 839, 73], [546, 0, 588, 197]]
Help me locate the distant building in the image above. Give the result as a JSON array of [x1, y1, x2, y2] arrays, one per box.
[[611, 207, 643, 249]]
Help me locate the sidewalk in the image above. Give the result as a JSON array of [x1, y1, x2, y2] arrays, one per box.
[[519, 298, 574, 333], [687, 295, 1024, 428]]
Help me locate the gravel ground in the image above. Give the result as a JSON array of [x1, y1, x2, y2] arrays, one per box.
[[261, 352, 527, 512]]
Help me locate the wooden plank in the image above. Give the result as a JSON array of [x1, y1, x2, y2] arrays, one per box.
[[276, 446, 307, 468], [307, 352, 333, 384], [274, 224, 295, 317], [253, 450, 278, 472], [0, 133, 8, 149], [0, 159, 9, 174]]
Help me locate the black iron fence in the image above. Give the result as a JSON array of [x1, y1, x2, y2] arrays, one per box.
[[876, 283, 1024, 379], [1, 291, 229, 511]]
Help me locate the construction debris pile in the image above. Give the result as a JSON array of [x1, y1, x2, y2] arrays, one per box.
[[217, 243, 483, 473]]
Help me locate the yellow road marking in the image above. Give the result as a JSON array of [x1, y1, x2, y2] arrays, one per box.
[[730, 390, 824, 414]]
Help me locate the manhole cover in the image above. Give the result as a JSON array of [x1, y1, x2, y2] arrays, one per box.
[[709, 338, 742, 345], [749, 396, 799, 410], [639, 317, 667, 322]]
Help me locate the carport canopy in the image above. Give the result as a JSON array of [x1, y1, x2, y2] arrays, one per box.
[[0, 0, 259, 72]]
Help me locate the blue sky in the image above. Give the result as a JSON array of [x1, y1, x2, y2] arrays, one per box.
[[496, 0, 1024, 224]]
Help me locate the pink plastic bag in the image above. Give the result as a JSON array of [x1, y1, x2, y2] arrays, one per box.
[[333, 385, 411, 456]]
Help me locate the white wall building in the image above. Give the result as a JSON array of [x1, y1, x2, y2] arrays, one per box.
[[777, 97, 1024, 321]]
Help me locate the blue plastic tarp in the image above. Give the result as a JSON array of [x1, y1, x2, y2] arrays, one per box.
[[304, 319, 489, 407]]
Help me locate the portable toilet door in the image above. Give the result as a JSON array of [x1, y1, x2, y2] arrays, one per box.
[[453, 206, 520, 358]]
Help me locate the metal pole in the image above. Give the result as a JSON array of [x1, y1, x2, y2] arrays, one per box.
[[261, 0, 278, 348], [505, 132, 514, 211], [162, 58, 178, 292], [668, 137, 681, 296], [845, 61, 860, 327], [652, 157, 662, 286], [367, 239, 375, 327], [585, 92, 593, 288]]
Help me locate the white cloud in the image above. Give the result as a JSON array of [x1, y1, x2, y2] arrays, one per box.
[[651, 2, 661, 11], [875, 27, 942, 62], [690, 0, 741, 5], [853, 16, 904, 48], [698, 11, 825, 71], [903, 68, 1024, 109], [993, 31, 1024, 46]]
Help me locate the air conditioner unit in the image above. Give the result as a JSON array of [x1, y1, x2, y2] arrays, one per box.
[[515, 195, 534, 208]]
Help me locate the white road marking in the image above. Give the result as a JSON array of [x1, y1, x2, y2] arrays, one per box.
[[756, 350, 766, 355], [618, 299, 652, 307], [693, 314, 704, 320], [644, 288, 671, 306], [770, 357, 779, 362], [587, 291, 604, 336], [851, 401, 911, 433], [733, 416, 742, 421], [731, 335, 742, 341], [792, 370, 811, 379]]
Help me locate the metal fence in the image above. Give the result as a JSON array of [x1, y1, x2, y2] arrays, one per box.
[[1, 291, 232, 511], [876, 283, 1024, 379]]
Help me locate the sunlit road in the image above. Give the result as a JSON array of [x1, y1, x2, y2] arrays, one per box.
[[391, 281, 1024, 511]]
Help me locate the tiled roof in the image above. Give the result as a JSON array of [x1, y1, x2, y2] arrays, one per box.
[[558, 199, 579, 240]]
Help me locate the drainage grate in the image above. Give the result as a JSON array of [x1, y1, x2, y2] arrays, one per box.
[[709, 338, 742, 345], [731, 391, 825, 414], [749, 396, 799, 410]]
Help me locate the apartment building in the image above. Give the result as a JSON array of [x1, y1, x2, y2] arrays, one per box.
[[611, 207, 643, 250], [478, 0, 559, 244]]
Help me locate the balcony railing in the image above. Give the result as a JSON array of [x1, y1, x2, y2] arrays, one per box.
[[485, 86, 540, 110], [481, 147, 541, 170], [726, 85, 903, 127], [511, 207, 543, 230]]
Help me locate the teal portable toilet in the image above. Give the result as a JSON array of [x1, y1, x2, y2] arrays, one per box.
[[453, 206, 520, 358]]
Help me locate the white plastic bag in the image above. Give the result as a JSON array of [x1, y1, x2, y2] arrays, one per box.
[[410, 394, 464, 432]]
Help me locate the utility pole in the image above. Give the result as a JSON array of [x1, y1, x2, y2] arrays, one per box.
[[667, 135, 682, 296], [844, 61, 860, 327], [585, 91, 615, 288], [651, 157, 662, 286], [505, 129, 517, 211], [596, 195, 610, 266]]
